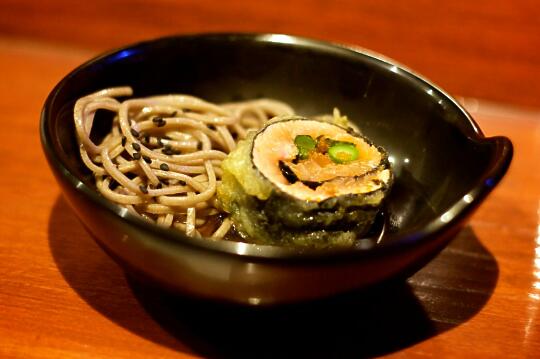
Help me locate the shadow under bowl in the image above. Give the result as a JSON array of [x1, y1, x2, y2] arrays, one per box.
[[40, 33, 512, 305]]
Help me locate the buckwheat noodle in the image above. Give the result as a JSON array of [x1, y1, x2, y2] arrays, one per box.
[[74, 86, 294, 239]]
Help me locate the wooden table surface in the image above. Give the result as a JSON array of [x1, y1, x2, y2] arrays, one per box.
[[1, 33, 540, 357]]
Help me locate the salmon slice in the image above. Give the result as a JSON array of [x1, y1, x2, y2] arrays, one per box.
[[252, 117, 389, 202], [286, 152, 379, 182]]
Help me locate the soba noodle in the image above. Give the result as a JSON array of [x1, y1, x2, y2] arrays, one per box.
[[74, 86, 294, 239]]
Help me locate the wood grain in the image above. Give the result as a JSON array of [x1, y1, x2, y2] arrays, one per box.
[[0, 29, 539, 358], [0, 0, 539, 108]]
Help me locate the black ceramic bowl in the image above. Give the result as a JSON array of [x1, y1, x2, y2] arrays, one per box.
[[41, 33, 512, 305]]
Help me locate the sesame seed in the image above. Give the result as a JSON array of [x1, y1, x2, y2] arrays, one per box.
[[162, 145, 173, 155], [132, 152, 141, 160], [143, 156, 152, 164], [160, 163, 170, 171], [197, 142, 202, 150], [121, 136, 127, 147], [132, 142, 141, 151], [156, 182, 163, 189], [152, 117, 162, 123], [139, 185, 148, 194], [179, 180, 186, 186], [157, 119, 166, 127], [130, 128, 140, 138], [157, 138, 163, 147]]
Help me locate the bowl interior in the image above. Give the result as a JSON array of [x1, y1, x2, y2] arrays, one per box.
[[45, 33, 504, 249]]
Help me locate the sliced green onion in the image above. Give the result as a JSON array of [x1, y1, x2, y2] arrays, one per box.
[[294, 135, 316, 160], [328, 142, 359, 163]]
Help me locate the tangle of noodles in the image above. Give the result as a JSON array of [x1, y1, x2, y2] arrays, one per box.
[[74, 86, 295, 239]]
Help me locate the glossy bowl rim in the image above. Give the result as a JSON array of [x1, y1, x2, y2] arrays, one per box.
[[40, 32, 513, 262]]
